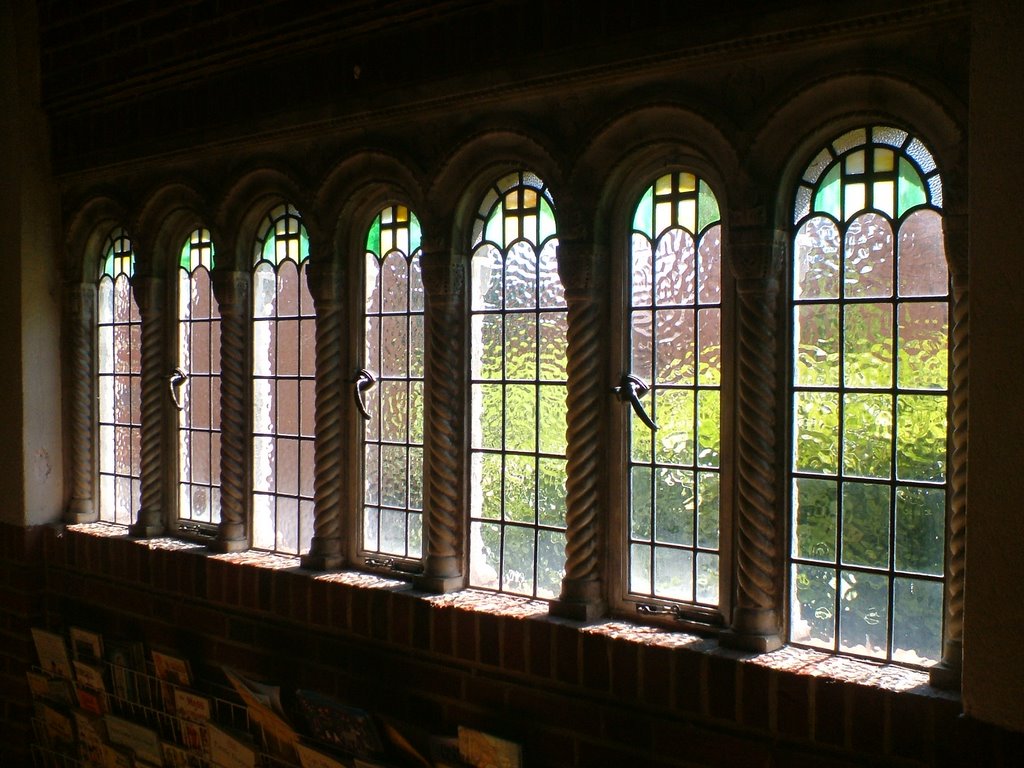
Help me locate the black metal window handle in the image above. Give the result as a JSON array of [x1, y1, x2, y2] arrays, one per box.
[[354, 368, 377, 421], [168, 367, 188, 411], [614, 373, 658, 431]]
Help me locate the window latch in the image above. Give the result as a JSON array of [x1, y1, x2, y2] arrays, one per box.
[[354, 368, 377, 421], [636, 602, 684, 620], [168, 367, 188, 411], [365, 556, 424, 575], [614, 373, 658, 431]]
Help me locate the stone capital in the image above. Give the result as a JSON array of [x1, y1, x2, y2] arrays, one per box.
[[306, 260, 344, 305], [728, 224, 786, 281], [211, 270, 250, 311], [420, 251, 465, 298], [130, 274, 164, 313], [66, 282, 95, 316], [556, 238, 604, 297]]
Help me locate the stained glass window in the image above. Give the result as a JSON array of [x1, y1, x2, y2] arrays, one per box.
[[468, 171, 567, 599], [627, 172, 722, 608], [790, 126, 948, 666], [97, 228, 140, 525], [177, 229, 221, 528], [362, 206, 425, 561], [252, 204, 315, 555]]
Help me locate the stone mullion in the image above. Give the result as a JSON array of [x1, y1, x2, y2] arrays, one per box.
[[65, 283, 97, 524], [416, 250, 465, 592], [301, 261, 346, 570], [932, 213, 967, 688], [211, 271, 250, 552], [129, 275, 167, 537], [722, 224, 785, 652], [550, 238, 606, 620]]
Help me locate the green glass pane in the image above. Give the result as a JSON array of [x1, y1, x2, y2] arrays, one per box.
[[843, 393, 893, 479], [654, 545, 693, 601], [537, 457, 566, 528], [537, 384, 567, 456], [504, 454, 536, 524], [631, 465, 653, 541], [896, 394, 947, 482], [502, 524, 535, 596], [793, 477, 837, 561], [654, 467, 694, 545], [504, 383, 536, 453], [892, 577, 942, 664], [795, 304, 840, 386], [633, 186, 654, 237], [485, 208, 503, 246], [409, 212, 422, 253], [898, 302, 948, 390], [366, 216, 381, 255], [697, 390, 720, 468], [179, 241, 191, 270], [472, 383, 503, 450], [630, 543, 651, 594], [654, 388, 694, 466], [261, 234, 276, 263], [813, 164, 841, 220], [895, 485, 945, 575], [897, 157, 927, 217], [697, 180, 720, 231], [538, 197, 556, 243], [536, 529, 566, 599], [794, 391, 840, 475], [841, 481, 891, 568], [843, 303, 893, 388], [299, 229, 309, 262], [791, 563, 836, 649], [475, 453, 502, 520], [696, 471, 719, 549], [838, 570, 888, 659]]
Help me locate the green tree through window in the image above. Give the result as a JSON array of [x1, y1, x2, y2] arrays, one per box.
[[468, 171, 567, 598], [790, 126, 948, 666]]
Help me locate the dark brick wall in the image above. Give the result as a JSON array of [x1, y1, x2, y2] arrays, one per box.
[[3, 522, 1022, 767]]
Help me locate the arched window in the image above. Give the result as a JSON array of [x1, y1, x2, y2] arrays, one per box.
[[176, 229, 221, 529], [468, 171, 567, 599], [625, 172, 723, 611], [97, 228, 140, 525], [790, 126, 948, 665], [361, 206, 425, 562], [252, 204, 315, 555]]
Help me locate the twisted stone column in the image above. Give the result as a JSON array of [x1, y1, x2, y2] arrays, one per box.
[[65, 283, 97, 524], [211, 271, 250, 552], [129, 275, 167, 537], [415, 250, 466, 592], [550, 238, 607, 620], [932, 212, 967, 689], [301, 261, 347, 570], [721, 223, 785, 652]]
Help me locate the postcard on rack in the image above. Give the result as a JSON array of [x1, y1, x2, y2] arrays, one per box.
[[102, 743, 135, 768], [223, 667, 298, 761], [295, 688, 384, 759], [208, 722, 258, 768], [160, 741, 192, 768], [181, 719, 210, 759], [105, 713, 163, 766], [73, 708, 108, 768], [32, 627, 73, 679], [39, 700, 76, 750], [173, 688, 211, 722], [151, 650, 192, 687], [105, 639, 147, 707], [70, 627, 105, 661], [457, 727, 522, 768]]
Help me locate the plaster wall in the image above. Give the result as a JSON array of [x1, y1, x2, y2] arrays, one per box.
[[963, 0, 1024, 734]]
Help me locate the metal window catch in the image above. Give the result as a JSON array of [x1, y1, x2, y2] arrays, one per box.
[[168, 367, 188, 411], [354, 368, 377, 421], [636, 602, 684, 620], [614, 373, 658, 430], [365, 556, 424, 575]]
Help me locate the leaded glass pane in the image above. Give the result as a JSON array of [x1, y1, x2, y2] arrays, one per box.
[[790, 127, 949, 666], [469, 172, 567, 599]]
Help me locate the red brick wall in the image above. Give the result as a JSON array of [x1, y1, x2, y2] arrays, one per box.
[[3, 522, 1020, 767]]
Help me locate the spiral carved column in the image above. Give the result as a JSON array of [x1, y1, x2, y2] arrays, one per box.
[[722, 224, 785, 652], [550, 238, 607, 620], [65, 283, 97, 524], [129, 275, 167, 537], [416, 250, 466, 593], [211, 271, 250, 552], [301, 260, 347, 570], [932, 212, 967, 689]]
